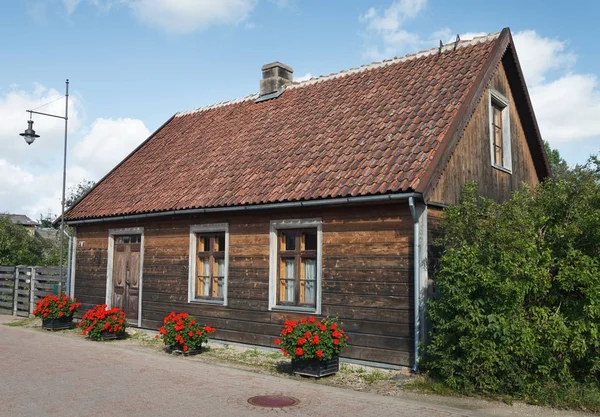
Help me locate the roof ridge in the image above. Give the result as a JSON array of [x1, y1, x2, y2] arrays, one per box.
[[176, 93, 259, 117], [175, 31, 500, 118], [288, 31, 501, 89]]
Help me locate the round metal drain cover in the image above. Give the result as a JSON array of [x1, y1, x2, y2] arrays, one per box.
[[247, 395, 299, 408]]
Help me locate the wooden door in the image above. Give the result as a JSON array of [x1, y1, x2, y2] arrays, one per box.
[[112, 234, 141, 321]]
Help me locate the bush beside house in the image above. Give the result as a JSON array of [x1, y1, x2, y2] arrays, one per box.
[[422, 156, 600, 410]]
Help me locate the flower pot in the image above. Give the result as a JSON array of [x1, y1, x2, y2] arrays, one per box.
[[42, 316, 73, 331], [165, 344, 202, 355], [100, 330, 126, 340], [291, 355, 339, 378]]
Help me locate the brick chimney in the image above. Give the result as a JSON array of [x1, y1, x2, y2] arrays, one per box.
[[260, 62, 293, 97]]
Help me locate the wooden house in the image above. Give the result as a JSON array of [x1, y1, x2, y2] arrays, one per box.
[[63, 28, 550, 368]]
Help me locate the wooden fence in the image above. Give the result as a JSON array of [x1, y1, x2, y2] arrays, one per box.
[[0, 266, 66, 317]]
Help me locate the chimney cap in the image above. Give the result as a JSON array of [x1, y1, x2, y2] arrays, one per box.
[[261, 61, 293, 73]]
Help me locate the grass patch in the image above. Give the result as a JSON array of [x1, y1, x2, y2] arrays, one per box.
[[404, 375, 458, 396], [5, 317, 36, 327], [523, 382, 600, 413], [405, 375, 600, 412], [339, 364, 392, 384]]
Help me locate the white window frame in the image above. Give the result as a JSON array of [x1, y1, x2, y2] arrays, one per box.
[[269, 218, 322, 314], [489, 89, 512, 173], [188, 223, 229, 306], [106, 227, 144, 327]]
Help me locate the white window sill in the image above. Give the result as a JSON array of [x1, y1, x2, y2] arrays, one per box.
[[492, 164, 512, 174], [189, 299, 225, 306], [270, 305, 317, 314]]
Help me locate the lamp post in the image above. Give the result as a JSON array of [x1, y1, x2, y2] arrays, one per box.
[[20, 79, 69, 288]]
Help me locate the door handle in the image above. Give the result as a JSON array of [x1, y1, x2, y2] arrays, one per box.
[[126, 279, 131, 286]]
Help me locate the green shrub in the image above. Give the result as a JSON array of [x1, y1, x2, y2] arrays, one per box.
[[423, 157, 600, 399]]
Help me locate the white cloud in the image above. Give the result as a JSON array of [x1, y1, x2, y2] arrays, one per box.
[[0, 85, 149, 219], [360, 0, 430, 59], [72, 118, 150, 180], [295, 73, 312, 82], [127, 0, 257, 34], [63, 0, 81, 14], [32, 0, 258, 34], [510, 31, 600, 154], [512, 31, 576, 86]]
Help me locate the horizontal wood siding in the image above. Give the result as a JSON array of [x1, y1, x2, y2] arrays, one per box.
[[73, 228, 108, 315], [430, 62, 540, 206], [74, 202, 414, 366]]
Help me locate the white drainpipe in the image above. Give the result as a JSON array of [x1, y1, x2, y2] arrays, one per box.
[[408, 197, 421, 372]]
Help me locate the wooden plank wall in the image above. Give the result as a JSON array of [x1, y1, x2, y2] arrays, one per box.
[[74, 202, 415, 366], [429, 62, 540, 206]]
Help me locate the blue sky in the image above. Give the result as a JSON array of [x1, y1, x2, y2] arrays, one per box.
[[1, 0, 599, 219]]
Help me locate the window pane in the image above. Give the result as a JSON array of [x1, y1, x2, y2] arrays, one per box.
[[197, 276, 210, 297], [216, 277, 224, 298], [494, 105, 502, 126], [285, 258, 295, 278], [216, 234, 225, 252], [301, 258, 316, 304], [279, 279, 295, 302], [216, 258, 225, 276], [281, 232, 296, 251], [197, 257, 210, 297], [198, 236, 210, 252], [304, 232, 317, 251]]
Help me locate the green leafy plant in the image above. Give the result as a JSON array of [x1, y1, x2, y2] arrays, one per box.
[[78, 304, 128, 341], [157, 312, 215, 352], [32, 294, 80, 319], [422, 156, 600, 407], [275, 317, 348, 360]]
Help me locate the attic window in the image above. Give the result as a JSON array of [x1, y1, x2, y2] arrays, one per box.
[[489, 89, 512, 172]]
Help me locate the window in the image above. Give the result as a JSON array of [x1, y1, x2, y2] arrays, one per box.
[[269, 219, 322, 313], [489, 89, 512, 172], [188, 224, 228, 305]]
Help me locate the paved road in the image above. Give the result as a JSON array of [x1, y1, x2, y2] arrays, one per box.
[[0, 321, 585, 417]]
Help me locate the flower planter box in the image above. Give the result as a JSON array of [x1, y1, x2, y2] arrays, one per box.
[[291, 355, 339, 378], [165, 344, 202, 356], [42, 316, 73, 331], [100, 330, 127, 340]]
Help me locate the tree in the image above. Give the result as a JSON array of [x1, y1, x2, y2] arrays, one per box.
[[65, 179, 95, 209], [0, 216, 45, 265], [544, 140, 569, 178], [38, 211, 55, 228]]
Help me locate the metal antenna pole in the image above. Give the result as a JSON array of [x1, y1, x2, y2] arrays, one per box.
[[59, 79, 69, 290]]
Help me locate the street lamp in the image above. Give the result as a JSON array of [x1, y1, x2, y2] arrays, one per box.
[[20, 79, 69, 288]]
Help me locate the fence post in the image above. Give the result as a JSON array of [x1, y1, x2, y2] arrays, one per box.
[[29, 267, 36, 315], [12, 266, 18, 316]]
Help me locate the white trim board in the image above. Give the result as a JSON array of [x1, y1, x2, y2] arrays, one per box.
[[489, 88, 512, 172], [188, 223, 229, 306], [268, 218, 322, 314]]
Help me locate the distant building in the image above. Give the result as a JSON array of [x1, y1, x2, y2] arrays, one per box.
[[2, 214, 38, 236]]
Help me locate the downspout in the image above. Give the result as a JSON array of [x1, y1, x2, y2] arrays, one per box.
[[408, 197, 420, 372], [63, 229, 72, 296]]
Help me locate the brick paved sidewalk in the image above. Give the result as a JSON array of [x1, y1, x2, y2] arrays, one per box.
[[0, 317, 587, 417]]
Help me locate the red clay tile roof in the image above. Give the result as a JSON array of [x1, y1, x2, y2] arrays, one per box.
[[66, 33, 501, 221]]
